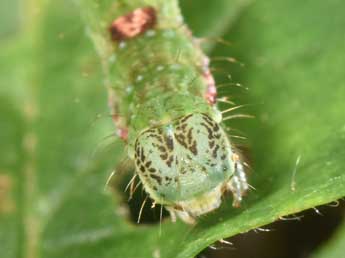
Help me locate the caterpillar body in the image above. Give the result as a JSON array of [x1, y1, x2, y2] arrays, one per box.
[[101, 1, 248, 224]]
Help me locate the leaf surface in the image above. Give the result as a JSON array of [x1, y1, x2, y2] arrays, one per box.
[[0, 1, 345, 258]]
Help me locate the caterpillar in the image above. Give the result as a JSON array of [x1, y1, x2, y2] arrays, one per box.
[[88, 1, 249, 224]]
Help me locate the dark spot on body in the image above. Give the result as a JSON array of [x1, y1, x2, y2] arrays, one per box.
[[148, 133, 163, 142], [214, 133, 221, 139], [187, 128, 193, 144], [212, 145, 220, 158], [180, 123, 188, 132], [209, 140, 215, 149], [166, 156, 174, 167], [180, 114, 193, 123], [190, 141, 198, 155], [164, 176, 173, 186], [175, 134, 188, 149], [148, 168, 156, 173], [213, 123, 220, 132], [201, 122, 213, 139], [160, 153, 168, 160], [135, 147, 140, 158], [140, 147, 146, 162], [158, 145, 166, 153], [202, 114, 215, 126], [150, 174, 162, 185], [164, 135, 174, 151]]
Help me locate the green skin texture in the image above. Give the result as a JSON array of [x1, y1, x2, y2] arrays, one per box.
[[93, 0, 248, 222]]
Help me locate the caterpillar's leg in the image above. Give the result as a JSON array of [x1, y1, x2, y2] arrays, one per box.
[[166, 207, 196, 224], [227, 153, 249, 207]]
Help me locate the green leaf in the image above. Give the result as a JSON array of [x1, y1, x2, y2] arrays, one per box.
[[180, 0, 253, 38], [1, 1, 345, 258]]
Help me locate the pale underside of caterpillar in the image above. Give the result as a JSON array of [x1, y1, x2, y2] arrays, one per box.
[[105, 2, 249, 224]]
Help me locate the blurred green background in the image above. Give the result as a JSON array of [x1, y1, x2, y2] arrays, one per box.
[[1, 0, 345, 258]]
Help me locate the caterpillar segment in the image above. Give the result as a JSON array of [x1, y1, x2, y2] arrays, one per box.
[[106, 3, 249, 224]]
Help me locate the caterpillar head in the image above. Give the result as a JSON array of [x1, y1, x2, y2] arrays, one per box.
[[133, 113, 235, 217]]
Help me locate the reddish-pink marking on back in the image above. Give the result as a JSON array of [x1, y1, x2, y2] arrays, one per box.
[[202, 57, 217, 105], [112, 114, 129, 141], [117, 127, 129, 141], [109, 6, 157, 41]]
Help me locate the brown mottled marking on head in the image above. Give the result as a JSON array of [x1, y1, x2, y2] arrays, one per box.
[[140, 147, 146, 162], [202, 114, 216, 129], [158, 145, 166, 153], [160, 153, 168, 160], [164, 176, 173, 186], [175, 134, 188, 149], [135, 148, 140, 158], [200, 122, 213, 139], [180, 123, 188, 132], [136, 159, 141, 166], [166, 156, 174, 167], [152, 142, 164, 153], [146, 129, 155, 133], [150, 174, 162, 185], [148, 133, 162, 142], [135, 139, 139, 150], [109, 6, 157, 41], [214, 132, 221, 139], [209, 140, 215, 149], [180, 114, 193, 123], [213, 123, 220, 132], [148, 168, 156, 173], [164, 135, 174, 151], [189, 141, 198, 155], [212, 144, 220, 158], [187, 128, 193, 145]]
